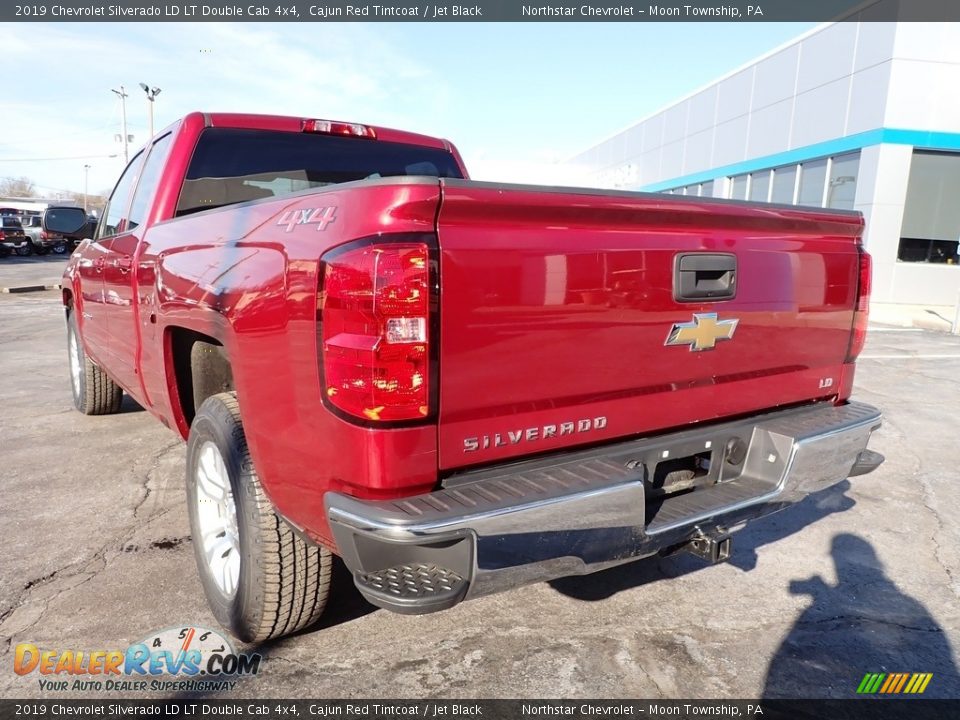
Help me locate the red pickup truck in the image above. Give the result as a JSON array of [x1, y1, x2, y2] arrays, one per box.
[[49, 112, 883, 643]]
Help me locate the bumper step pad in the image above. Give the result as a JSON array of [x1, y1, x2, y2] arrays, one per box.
[[355, 563, 468, 615]]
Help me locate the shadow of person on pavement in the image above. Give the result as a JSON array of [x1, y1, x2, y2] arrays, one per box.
[[729, 480, 856, 572], [763, 533, 960, 698]]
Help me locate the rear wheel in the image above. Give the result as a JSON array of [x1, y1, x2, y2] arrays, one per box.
[[186, 392, 333, 642], [52, 242, 68, 254], [15, 243, 31, 257], [67, 311, 123, 414]]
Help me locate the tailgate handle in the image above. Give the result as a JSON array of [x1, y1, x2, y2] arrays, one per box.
[[675, 253, 736, 302]]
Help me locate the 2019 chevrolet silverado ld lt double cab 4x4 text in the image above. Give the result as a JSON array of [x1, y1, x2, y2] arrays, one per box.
[[48, 112, 883, 642]]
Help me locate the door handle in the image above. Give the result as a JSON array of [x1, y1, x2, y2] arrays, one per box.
[[93, 257, 104, 273], [674, 253, 737, 302], [116, 255, 133, 274]]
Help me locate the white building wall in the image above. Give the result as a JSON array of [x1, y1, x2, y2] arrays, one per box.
[[571, 21, 960, 307], [855, 144, 912, 304]]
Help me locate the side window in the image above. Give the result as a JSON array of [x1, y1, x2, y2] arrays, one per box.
[[97, 152, 144, 239], [128, 133, 173, 231]]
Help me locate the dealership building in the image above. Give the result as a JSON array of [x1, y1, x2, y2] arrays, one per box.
[[570, 21, 960, 307]]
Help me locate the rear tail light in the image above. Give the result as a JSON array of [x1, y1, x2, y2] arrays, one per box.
[[40, 230, 48, 240], [0, 231, 5, 240], [845, 245, 872, 363], [319, 237, 434, 423], [302, 119, 377, 139]]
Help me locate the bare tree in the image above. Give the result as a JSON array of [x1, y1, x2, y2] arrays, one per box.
[[0, 176, 37, 197], [66, 191, 108, 213]]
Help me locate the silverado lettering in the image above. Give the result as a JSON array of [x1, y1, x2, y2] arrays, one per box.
[[51, 111, 883, 644], [464, 417, 608, 452]]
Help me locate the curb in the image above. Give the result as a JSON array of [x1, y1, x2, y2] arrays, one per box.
[[0, 283, 62, 294], [911, 316, 953, 333]]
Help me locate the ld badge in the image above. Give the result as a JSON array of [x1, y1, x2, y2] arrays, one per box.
[[665, 313, 738, 351]]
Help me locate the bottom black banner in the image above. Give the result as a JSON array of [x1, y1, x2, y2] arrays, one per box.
[[2, 699, 957, 720]]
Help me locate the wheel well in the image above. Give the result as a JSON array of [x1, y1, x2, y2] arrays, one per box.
[[62, 288, 73, 312], [168, 328, 234, 427]]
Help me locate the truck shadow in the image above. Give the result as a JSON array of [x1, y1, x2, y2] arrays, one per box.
[[549, 479, 856, 601], [763, 533, 960, 698], [118, 395, 147, 414], [300, 555, 377, 633]]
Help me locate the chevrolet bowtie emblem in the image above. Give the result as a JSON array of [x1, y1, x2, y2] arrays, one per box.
[[665, 313, 739, 351]]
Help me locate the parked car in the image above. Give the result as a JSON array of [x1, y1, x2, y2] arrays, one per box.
[[53, 111, 883, 644], [0, 216, 30, 256], [21, 214, 68, 255], [65, 215, 98, 250]]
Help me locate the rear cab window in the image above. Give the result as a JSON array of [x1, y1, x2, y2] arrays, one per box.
[[2, 217, 23, 228], [175, 128, 464, 217]]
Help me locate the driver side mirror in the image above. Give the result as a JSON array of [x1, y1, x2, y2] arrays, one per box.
[[42, 206, 88, 236]]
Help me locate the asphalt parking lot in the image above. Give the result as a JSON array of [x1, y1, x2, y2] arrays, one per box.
[[2, 286, 960, 700], [0, 254, 68, 293]]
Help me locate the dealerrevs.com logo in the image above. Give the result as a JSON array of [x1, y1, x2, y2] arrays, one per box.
[[14, 626, 261, 693]]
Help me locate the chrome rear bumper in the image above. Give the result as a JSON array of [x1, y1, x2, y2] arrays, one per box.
[[326, 401, 882, 614]]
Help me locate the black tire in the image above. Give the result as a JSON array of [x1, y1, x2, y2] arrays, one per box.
[[34, 244, 50, 256], [67, 311, 123, 415], [186, 392, 332, 642], [15, 243, 32, 257], [52, 242, 68, 254]]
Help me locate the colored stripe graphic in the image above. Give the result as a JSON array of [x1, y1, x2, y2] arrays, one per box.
[[872, 674, 887, 693], [879, 674, 896, 693], [857, 672, 932, 694]]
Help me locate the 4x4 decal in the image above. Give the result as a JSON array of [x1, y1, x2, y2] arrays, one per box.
[[276, 206, 337, 232]]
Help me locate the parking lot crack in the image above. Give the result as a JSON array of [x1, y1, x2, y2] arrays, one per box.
[[916, 472, 959, 600], [132, 439, 183, 521], [1, 439, 183, 646], [627, 653, 666, 698], [0, 563, 101, 646], [0, 569, 60, 627]]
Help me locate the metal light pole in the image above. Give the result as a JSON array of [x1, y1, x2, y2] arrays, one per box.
[[111, 86, 129, 163], [83, 164, 91, 213], [139, 83, 161, 139]]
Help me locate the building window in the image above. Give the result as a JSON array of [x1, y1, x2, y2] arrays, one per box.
[[898, 238, 959, 263], [701, 180, 714, 198], [798, 158, 828, 207], [899, 150, 960, 265], [730, 174, 748, 200], [827, 152, 860, 210], [749, 170, 771, 202], [771, 165, 797, 204]]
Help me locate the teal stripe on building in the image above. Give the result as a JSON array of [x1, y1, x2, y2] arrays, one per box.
[[640, 128, 960, 192]]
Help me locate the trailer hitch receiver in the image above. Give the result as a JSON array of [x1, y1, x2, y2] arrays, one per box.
[[683, 529, 732, 564]]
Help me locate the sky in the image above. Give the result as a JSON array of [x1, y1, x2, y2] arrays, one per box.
[[0, 21, 816, 199]]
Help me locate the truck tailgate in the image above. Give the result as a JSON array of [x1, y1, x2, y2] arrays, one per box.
[[435, 180, 864, 471]]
